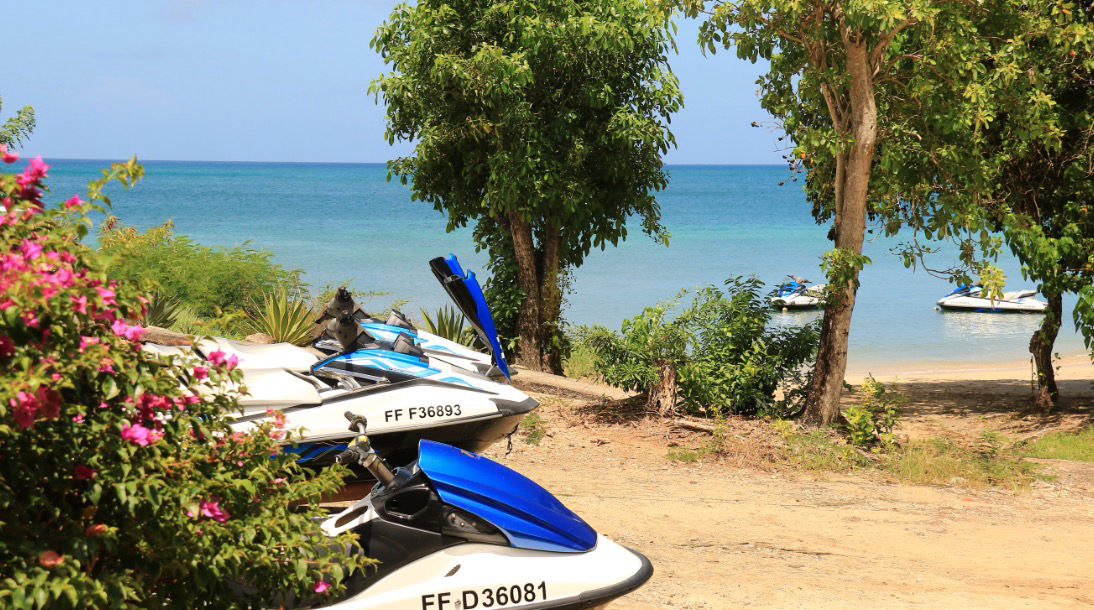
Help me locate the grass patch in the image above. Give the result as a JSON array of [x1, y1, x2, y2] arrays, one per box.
[[563, 342, 598, 380], [884, 438, 1047, 490], [665, 446, 707, 463], [772, 420, 870, 471], [1017, 426, 1094, 462], [519, 412, 546, 446]]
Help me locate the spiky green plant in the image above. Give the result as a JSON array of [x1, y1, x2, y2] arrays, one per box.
[[419, 305, 480, 349], [246, 286, 315, 345], [143, 290, 182, 328]]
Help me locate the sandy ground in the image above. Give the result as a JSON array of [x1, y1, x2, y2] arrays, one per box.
[[477, 360, 1094, 609]]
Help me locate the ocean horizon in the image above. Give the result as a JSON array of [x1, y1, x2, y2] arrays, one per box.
[[39, 158, 1089, 368]]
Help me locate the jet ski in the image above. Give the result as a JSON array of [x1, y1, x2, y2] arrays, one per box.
[[300, 412, 653, 609], [142, 256, 536, 470], [936, 285, 1047, 313], [311, 256, 507, 381], [771, 275, 826, 310]]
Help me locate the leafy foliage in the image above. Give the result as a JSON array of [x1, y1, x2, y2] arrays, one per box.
[[97, 218, 302, 336], [0, 157, 368, 607], [245, 286, 316, 346], [141, 290, 182, 329], [680, 0, 1084, 422], [0, 95, 36, 149], [371, 0, 682, 370], [841, 376, 904, 450], [583, 277, 820, 417], [419, 305, 479, 349]]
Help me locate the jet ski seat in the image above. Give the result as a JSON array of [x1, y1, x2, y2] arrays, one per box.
[[198, 338, 318, 372], [235, 368, 322, 411]]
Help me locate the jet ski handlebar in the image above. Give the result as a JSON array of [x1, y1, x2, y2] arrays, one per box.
[[334, 411, 395, 487]]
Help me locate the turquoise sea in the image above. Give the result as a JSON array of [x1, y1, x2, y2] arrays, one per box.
[[43, 159, 1087, 367]]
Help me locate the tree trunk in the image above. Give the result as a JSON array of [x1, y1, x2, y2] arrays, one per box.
[[647, 359, 678, 417], [802, 38, 877, 426], [1030, 289, 1062, 412], [539, 226, 564, 374], [508, 210, 544, 370]]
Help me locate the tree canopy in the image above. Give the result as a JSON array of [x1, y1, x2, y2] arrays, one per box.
[[682, 0, 1067, 423], [370, 0, 683, 371]]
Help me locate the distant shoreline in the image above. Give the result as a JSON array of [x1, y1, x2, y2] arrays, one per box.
[[32, 158, 791, 169]]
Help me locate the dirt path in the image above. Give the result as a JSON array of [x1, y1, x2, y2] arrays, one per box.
[[481, 390, 1094, 609]]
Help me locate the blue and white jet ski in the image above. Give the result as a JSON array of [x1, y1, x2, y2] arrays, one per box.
[[311, 256, 506, 380], [303, 413, 652, 609], [143, 256, 536, 470], [771, 275, 826, 310], [936, 285, 1048, 313]]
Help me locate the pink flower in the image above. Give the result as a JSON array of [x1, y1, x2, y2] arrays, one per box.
[[0, 299, 14, 311], [95, 287, 117, 307], [36, 387, 60, 420], [79, 336, 99, 352], [71, 413, 84, 423], [226, 354, 239, 370], [314, 581, 330, 594], [206, 350, 227, 366], [74, 464, 97, 480], [0, 144, 18, 164], [121, 423, 163, 447], [0, 335, 13, 358], [125, 324, 145, 342], [27, 156, 49, 180], [69, 295, 88, 315], [199, 499, 231, 523], [63, 195, 83, 209], [19, 239, 42, 261], [98, 358, 116, 374], [21, 311, 38, 328], [192, 366, 208, 380], [10, 391, 39, 429], [38, 550, 63, 568], [273, 477, 287, 485]]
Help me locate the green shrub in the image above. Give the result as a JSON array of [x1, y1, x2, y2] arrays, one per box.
[[246, 285, 316, 345], [141, 290, 181, 328], [583, 277, 821, 417], [0, 158, 368, 607], [98, 217, 302, 321], [841, 376, 904, 450]]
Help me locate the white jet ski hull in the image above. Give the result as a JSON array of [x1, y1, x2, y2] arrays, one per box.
[[318, 496, 651, 610], [937, 295, 1047, 313]]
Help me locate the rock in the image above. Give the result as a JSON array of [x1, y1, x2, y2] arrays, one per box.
[[142, 326, 192, 346], [245, 333, 277, 344]]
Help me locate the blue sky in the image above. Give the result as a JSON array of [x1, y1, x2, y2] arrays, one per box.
[[9, 1, 784, 164]]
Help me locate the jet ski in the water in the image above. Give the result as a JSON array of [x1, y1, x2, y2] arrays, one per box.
[[771, 275, 826, 310], [142, 256, 536, 470], [300, 412, 653, 609], [936, 285, 1047, 313]]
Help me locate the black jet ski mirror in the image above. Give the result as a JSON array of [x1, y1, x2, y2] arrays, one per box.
[[326, 312, 363, 352], [316, 286, 356, 325]]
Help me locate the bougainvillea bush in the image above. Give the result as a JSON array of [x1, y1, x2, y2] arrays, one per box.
[[0, 151, 369, 608]]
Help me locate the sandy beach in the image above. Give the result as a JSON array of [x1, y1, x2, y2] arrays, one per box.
[[479, 358, 1094, 609]]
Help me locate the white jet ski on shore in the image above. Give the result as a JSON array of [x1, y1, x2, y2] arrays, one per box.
[[936, 285, 1047, 313], [292, 412, 653, 609], [143, 256, 536, 470], [771, 275, 827, 310]]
